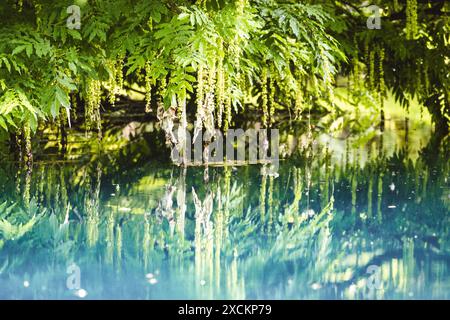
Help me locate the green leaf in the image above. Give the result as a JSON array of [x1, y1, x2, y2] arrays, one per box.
[[152, 11, 162, 23], [12, 45, 27, 55], [57, 74, 77, 91], [68, 29, 82, 40], [56, 86, 70, 109], [1, 58, 11, 72], [25, 44, 33, 57], [0, 116, 7, 131]]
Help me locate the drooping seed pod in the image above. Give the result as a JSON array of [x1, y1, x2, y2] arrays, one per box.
[[85, 87, 93, 133], [116, 56, 124, 91], [136, 68, 144, 83], [159, 76, 167, 98], [71, 92, 78, 121], [406, 0, 418, 40], [85, 79, 102, 138], [224, 73, 232, 133], [95, 99, 102, 141], [406, 0, 411, 37], [106, 60, 117, 106], [206, 60, 217, 127], [24, 123, 32, 165], [369, 49, 376, 97], [145, 61, 152, 113], [379, 47, 385, 106], [283, 79, 292, 109], [352, 37, 360, 92], [147, 15, 153, 31], [35, 2, 42, 29], [261, 67, 268, 128], [208, 59, 217, 98], [197, 65, 205, 112], [216, 39, 225, 128], [269, 67, 276, 127]]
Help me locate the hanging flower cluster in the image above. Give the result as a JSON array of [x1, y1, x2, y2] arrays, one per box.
[[194, 61, 216, 153], [261, 67, 268, 127], [145, 61, 152, 113], [223, 73, 232, 132], [116, 56, 124, 91], [369, 50, 376, 93], [85, 79, 102, 139], [216, 39, 225, 128], [363, 42, 388, 108], [406, 0, 418, 40], [105, 60, 117, 105], [105, 56, 125, 106], [24, 123, 32, 165], [378, 47, 386, 107]]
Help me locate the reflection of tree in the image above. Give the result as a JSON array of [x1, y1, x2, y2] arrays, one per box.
[[85, 163, 102, 247], [0, 128, 448, 299]]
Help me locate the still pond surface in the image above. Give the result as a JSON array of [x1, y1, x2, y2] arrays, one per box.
[[0, 116, 449, 299]]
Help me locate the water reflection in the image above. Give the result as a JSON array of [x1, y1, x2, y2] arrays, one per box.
[[0, 119, 448, 299]]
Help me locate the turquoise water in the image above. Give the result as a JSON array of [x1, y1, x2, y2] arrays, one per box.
[[0, 118, 449, 299]]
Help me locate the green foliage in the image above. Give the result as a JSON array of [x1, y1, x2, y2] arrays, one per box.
[[0, 0, 448, 149], [0, 0, 345, 138], [321, 0, 449, 130]]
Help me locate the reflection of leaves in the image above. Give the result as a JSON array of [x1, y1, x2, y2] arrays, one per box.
[[271, 198, 334, 261], [0, 201, 16, 219], [48, 214, 70, 244], [0, 200, 43, 241], [0, 199, 73, 277], [228, 206, 258, 254], [0, 215, 39, 241], [220, 182, 243, 213]]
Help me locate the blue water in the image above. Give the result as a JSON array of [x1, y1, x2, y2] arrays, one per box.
[[0, 119, 449, 299]]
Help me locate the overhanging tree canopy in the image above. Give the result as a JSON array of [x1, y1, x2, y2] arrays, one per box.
[[0, 0, 448, 159]]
